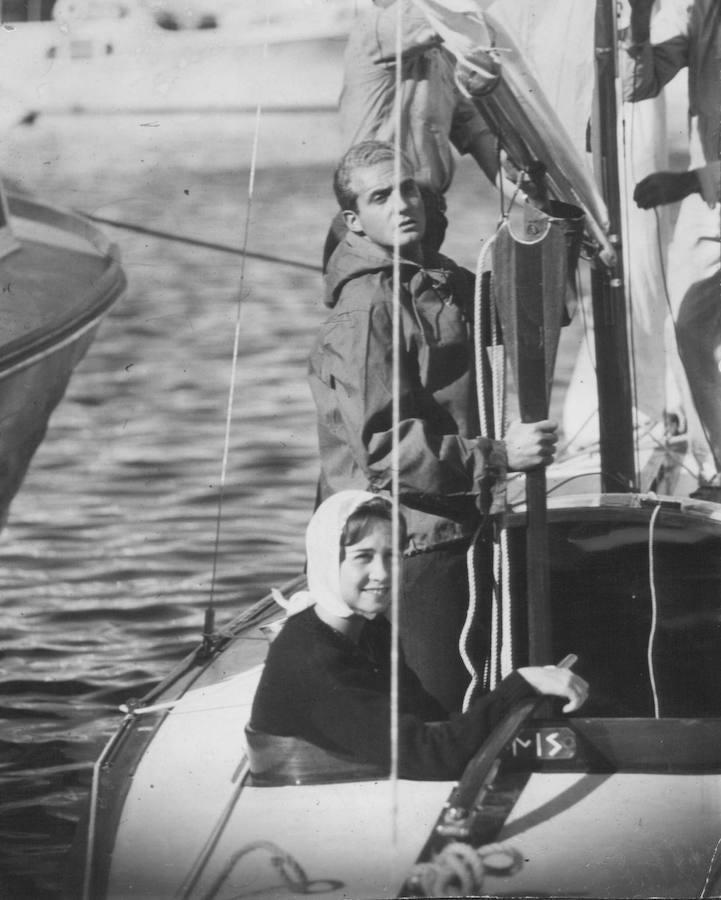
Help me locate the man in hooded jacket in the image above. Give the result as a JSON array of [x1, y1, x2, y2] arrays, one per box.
[[308, 141, 558, 712]]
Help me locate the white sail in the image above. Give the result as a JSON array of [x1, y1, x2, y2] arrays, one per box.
[[412, 0, 679, 452]]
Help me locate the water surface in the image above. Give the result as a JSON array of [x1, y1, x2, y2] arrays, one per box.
[[0, 108, 583, 898]]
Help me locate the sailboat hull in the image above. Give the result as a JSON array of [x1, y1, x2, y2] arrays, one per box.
[[74, 495, 721, 899], [0, 191, 126, 529]]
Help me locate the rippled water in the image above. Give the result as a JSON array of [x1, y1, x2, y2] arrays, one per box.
[[0, 109, 350, 898], [0, 104, 586, 898]]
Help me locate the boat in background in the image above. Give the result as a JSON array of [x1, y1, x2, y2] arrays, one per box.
[[0, 0, 351, 116], [0, 185, 126, 530]]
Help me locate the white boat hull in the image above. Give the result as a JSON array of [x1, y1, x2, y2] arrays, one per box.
[[74, 496, 721, 899]]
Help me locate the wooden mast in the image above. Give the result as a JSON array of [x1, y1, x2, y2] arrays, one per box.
[[592, 0, 637, 493]]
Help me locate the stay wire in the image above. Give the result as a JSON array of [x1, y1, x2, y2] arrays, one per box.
[[207, 104, 263, 619], [619, 77, 643, 481], [389, 0, 404, 844]]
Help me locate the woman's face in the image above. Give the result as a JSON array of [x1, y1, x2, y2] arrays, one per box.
[[339, 520, 394, 619]]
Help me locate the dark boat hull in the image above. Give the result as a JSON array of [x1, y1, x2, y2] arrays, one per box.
[[0, 191, 126, 528]]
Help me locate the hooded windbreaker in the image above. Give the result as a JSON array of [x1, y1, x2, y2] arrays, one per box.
[[308, 231, 507, 553]]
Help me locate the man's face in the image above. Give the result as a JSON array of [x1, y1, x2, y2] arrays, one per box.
[[343, 160, 426, 254]]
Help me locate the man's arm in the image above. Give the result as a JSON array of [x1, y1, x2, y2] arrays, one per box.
[[311, 296, 506, 501], [451, 94, 549, 209], [365, 0, 440, 64], [622, 0, 689, 102], [310, 293, 556, 505], [634, 162, 721, 210], [633, 169, 701, 208], [340, 0, 438, 148]]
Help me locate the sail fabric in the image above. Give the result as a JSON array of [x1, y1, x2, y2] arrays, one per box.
[[412, 0, 610, 255], [486, 0, 596, 162], [565, 1, 676, 445], [410, 0, 674, 445]]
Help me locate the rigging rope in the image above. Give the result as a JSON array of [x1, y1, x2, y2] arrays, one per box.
[[647, 501, 662, 718], [489, 262, 513, 682], [75, 212, 321, 273], [463, 236, 496, 705], [461, 526, 481, 711], [466, 222, 513, 699]]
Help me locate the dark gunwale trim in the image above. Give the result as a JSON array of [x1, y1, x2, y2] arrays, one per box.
[[0, 192, 126, 378]]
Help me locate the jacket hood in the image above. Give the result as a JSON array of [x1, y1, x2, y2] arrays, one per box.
[[324, 231, 460, 309], [324, 231, 398, 309]]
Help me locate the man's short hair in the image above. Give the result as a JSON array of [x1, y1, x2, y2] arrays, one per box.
[[333, 140, 412, 212]]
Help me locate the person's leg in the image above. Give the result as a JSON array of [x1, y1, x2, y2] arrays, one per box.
[[676, 269, 721, 472], [400, 540, 490, 713], [668, 195, 721, 478]]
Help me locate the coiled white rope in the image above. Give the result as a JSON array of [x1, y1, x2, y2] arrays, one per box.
[[405, 840, 522, 897]]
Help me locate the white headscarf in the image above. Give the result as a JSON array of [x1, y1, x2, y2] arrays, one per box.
[[273, 490, 385, 619]]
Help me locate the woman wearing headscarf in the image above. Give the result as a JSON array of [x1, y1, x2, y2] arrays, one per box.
[[249, 490, 587, 781]]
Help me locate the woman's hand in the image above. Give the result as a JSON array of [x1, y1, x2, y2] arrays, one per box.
[[517, 666, 589, 713]]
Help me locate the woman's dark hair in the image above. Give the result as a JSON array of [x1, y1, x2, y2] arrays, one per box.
[[339, 497, 407, 559]]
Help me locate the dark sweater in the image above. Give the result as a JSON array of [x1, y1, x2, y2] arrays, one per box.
[[249, 607, 535, 780]]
